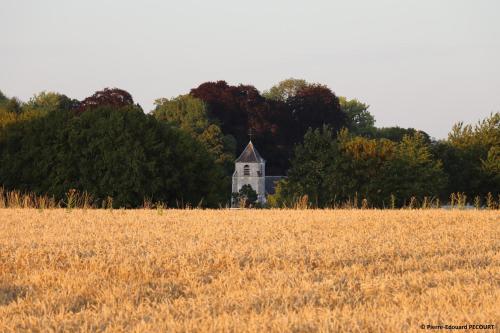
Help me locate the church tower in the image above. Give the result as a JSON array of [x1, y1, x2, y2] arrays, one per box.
[[232, 141, 266, 207]]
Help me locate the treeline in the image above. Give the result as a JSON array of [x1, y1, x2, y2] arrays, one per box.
[[0, 79, 498, 208], [0, 89, 225, 207]]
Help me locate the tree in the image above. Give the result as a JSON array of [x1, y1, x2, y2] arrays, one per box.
[[4, 97, 22, 114], [190, 81, 249, 145], [285, 126, 342, 207], [232, 184, 257, 208], [18, 91, 78, 123], [448, 112, 499, 148], [0, 108, 17, 132], [191, 80, 349, 175], [154, 95, 210, 135], [0, 91, 80, 132], [0, 91, 17, 130], [0, 90, 7, 105], [436, 112, 500, 197], [378, 133, 447, 206], [0, 105, 226, 207], [265, 79, 348, 142], [335, 130, 396, 206], [481, 146, 500, 186], [23, 91, 77, 114], [338, 97, 375, 135], [265, 80, 348, 174], [191, 81, 289, 174], [266, 179, 292, 208], [153, 94, 235, 199], [76, 88, 135, 113], [287, 84, 347, 142], [262, 78, 308, 102], [370, 126, 430, 143], [153, 94, 235, 164], [283, 128, 446, 208]]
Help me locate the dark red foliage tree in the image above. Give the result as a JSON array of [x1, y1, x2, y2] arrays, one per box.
[[191, 81, 251, 146], [191, 81, 291, 174], [287, 85, 347, 141], [247, 98, 293, 174], [190, 81, 347, 175], [76, 88, 135, 113], [248, 84, 347, 175]]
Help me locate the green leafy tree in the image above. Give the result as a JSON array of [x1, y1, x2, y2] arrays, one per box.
[[0, 92, 21, 130], [0, 91, 78, 131], [378, 133, 447, 206], [23, 91, 77, 114], [481, 146, 500, 186], [153, 94, 235, 199], [4, 97, 22, 114], [153, 95, 210, 134], [267, 179, 296, 208], [0, 108, 17, 132], [448, 112, 499, 148], [153, 94, 235, 165], [19, 91, 78, 122], [436, 112, 500, 197], [335, 131, 396, 206], [262, 78, 309, 102], [371, 126, 431, 143], [284, 128, 446, 208], [232, 184, 258, 208], [0, 105, 226, 207], [0, 90, 8, 105], [285, 126, 342, 207], [338, 97, 375, 135]]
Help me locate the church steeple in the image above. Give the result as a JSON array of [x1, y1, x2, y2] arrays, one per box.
[[235, 141, 265, 163], [232, 141, 267, 207], [231, 140, 285, 207]]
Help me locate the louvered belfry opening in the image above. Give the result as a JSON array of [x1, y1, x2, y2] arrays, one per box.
[[243, 165, 250, 176]]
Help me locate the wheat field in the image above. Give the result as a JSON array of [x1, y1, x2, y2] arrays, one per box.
[[0, 209, 498, 332]]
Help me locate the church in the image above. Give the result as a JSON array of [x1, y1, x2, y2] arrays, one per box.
[[231, 141, 284, 207]]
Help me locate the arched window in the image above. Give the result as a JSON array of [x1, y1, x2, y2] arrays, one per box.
[[243, 165, 250, 176]]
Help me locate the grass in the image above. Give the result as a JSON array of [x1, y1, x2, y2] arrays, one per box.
[[0, 209, 498, 332]]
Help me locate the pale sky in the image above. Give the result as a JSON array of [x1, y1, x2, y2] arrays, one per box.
[[1, 0, 499, 138]]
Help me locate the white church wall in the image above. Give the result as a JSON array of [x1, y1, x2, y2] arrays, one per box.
[[231, 141, 267, 207], [232, 161, 266, 205]]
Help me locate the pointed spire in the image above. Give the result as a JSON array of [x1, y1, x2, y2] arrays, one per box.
[[235, 141, 264, 163]]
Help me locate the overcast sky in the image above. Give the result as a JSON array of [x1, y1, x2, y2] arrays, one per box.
[[1, 0, 499, 138]]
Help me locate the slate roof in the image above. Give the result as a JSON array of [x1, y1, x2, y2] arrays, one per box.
[[235, 141, 265, 163]]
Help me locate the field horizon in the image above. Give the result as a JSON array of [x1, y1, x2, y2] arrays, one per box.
[[0, 209, 498, 332]]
